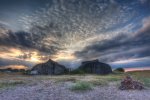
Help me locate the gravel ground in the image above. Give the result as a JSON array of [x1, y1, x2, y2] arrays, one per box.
[[0, 81, 149, 100]]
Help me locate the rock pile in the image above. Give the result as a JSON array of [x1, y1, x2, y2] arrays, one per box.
[[119, 75, 144, 90]]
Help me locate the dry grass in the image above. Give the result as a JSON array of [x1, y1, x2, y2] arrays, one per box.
[[0, 70, 149, 89], [127, 71, 150, 87], [0, 81, 25, 89]]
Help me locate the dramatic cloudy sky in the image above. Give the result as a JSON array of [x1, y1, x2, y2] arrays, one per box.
[[0, 0, 150, 69]]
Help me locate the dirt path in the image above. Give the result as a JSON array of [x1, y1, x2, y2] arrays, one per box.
[[0, 81, 149, 100]]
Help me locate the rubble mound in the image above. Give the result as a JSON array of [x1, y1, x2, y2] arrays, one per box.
[[119, 76, 144, 90]]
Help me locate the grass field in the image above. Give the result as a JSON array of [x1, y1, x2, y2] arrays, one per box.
[[0, 71, 150, 89]]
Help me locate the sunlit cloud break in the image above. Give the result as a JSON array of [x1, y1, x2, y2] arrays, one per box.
[[19, 0, 136, 60]]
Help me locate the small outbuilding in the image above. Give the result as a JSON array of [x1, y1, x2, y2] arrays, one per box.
[[78, 59, 112, 74], [31, 59, 68, 75]]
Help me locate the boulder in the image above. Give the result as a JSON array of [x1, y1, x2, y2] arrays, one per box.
[[31, 59, 68, 75], [78, 59, 112, 74]]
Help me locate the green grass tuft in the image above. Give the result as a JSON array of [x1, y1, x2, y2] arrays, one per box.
[[70, 81, 93, 91]]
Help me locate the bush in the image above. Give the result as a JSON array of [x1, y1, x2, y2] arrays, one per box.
[[70, 81, 93, 91], [114, 68, 125, 72]]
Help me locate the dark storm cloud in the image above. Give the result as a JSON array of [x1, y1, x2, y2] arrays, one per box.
[[0, 58, 34, 67], [140, 0, 150, 5], [0, 25, 62, 54], [74, 17, 150, 62], [110, 57, 150, 68]]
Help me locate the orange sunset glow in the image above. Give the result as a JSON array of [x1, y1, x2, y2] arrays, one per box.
[[125, 67, 150, 72], [0, 65, 28, 70]]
